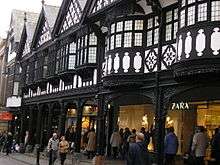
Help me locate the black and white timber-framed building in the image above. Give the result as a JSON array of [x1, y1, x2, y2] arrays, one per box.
[[15, 0, 220, 163]]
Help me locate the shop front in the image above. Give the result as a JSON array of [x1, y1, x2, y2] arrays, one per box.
[[167, 86, 220, 162]]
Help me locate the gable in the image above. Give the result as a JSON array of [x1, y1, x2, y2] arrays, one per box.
[[37, 17, 51, 47], [60, 0, 82, 33]]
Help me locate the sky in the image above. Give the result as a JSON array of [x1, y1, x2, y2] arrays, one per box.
[[0, 0, 62, 39]]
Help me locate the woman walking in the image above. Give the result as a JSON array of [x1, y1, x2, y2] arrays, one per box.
[[59, 136, 69, 165]]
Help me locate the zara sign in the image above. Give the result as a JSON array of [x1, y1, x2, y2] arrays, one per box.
[[171, 102, 190, 110]]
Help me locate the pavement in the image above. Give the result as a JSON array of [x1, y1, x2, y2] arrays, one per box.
[[0, 152, 126, 165]]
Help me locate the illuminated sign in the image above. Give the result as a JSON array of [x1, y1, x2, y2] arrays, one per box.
[[171, 102, 190, 110], [0, 112, 13, 121]]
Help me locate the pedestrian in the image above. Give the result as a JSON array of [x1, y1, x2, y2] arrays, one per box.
[[164, 127, 179, 165], [191, 126, 209, 165], [140, 127, 150, 147], [119, 128, 124, 159], [128, 129, 136, 143], [47, 133, 59, 165], [5, 132, 13, 155], [123, 128, 131, 159], [59, 136, 69, 165], [127, 132, 149, 165], [86, 128, 96, 159], [110, 129, 121, 159], [24, 131, 29, 149], [211, 127, 220, 164], [82, 128, 89, 150]]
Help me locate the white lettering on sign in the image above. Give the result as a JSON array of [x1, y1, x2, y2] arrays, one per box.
[[171, 102, 190, 110]]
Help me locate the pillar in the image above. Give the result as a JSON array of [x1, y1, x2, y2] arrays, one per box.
[[47, 103, 53, 140], [75, 100, 83, 153], [19, 106, 26, 144], [96, 95, 106, 156], [58, 101, 66, 136], [34, 104, 42, 151], [155, 87, 166, 165]]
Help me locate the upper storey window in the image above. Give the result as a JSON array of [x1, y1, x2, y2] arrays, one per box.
[[165, 8, 178, 41], [212, 1, 220, 21], [55, 41, 77, 73], [179, 0, 208, 28], [76, 32, 97, 65], [146, 16, 159, 47], [180, 0, 220, 28], [108, 19, 144, 50]]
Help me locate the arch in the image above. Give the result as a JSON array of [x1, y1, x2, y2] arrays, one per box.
[[169, 84, 220, 103]]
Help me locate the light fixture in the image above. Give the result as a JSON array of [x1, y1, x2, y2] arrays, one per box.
[[27, 116, 30, 119]]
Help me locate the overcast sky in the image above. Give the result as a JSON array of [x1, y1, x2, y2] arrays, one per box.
[[0, 0, 62, 39]]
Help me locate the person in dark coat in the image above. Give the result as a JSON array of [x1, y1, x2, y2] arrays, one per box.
[[164, 127, 179, 165], [6, 132, 13, 155], [211, 127, 220, 164], [127, 132, 149, 165], [140, 127, 150, 147]]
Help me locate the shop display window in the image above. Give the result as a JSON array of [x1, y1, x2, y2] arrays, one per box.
[[118, 104, 155, 150], [167, 101, 220, 159]]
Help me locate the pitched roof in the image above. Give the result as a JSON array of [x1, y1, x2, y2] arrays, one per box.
[[43, 5, 60, 30], [10, 9, 39, 42]]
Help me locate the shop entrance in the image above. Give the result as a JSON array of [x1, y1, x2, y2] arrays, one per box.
[[168, 86, 220, 161]]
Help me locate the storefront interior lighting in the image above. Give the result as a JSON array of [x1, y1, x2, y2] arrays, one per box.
[[108, 104, 111, 109], [27, 116, 30, 119]]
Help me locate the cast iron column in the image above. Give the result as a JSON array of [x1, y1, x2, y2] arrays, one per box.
[[58, 101, 66, 136], [19, 106, 26, 144], [35, 104, 42, 146], [155, 6, 165, 165], [47, 103, 53, 140], [96, 95, 106, 156], [75, 100, 83, 153]]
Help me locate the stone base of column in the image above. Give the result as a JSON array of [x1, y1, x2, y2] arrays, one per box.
[[33, 144, 41, 154], [25, 145, 33, 153]]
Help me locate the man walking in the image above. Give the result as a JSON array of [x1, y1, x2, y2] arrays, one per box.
[[127, 132, 149, 165], [164, 127, 179, 165], [47, 133, 59, 165], [191, 126, 209, 165]]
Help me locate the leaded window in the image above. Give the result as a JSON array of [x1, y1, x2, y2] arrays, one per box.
[[146, 16, 159, 47], [68, 42, 76, 70], [43, 55, 48, 78], [124, 32, 132, 47], [165, 8, 179, 41], [188, 6, 195, 25], [26, 65, 29, 84], [76, 32, 97, 65], [198, 3, 207, 22], [179, 0, 209, 28], [212, 1, 220, 21]]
